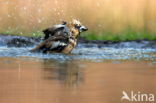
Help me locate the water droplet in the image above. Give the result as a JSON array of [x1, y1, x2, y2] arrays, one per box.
[[38, 9, 42, 13], [5, 1, 9, 4], [96, 2, 100, 7], [7, 14, 11, 18], [54, 8, 57, 11], [55, 0, 58, 4], [57, 12, 60, 15], [23, 7, 27, 10], [38, 19, 42, 23]]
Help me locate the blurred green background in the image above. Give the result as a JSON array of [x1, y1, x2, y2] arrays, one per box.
[[0, 0, 156, 41]]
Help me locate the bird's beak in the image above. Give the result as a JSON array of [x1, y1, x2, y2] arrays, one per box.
[[82, 27, 88, 31], [80, 26, 88, 32]]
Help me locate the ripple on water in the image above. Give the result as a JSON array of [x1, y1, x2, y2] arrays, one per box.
[[0, 45, 156, 61]]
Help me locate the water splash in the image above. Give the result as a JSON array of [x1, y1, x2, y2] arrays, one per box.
[[0, 44, 156, 62], [0, 35, 156, 62]]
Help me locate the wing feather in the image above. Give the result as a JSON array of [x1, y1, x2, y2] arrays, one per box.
[[43, 24, 66, 40], [31, 35, 69, 53]]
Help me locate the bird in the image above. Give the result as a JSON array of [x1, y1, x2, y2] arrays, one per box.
[[31, 19, 88, 54]]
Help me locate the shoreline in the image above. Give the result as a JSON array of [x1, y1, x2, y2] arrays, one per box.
[[0, 34, 156, 48]]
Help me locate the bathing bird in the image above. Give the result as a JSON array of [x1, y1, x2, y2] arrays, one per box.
[[31, 19, 88, 53]]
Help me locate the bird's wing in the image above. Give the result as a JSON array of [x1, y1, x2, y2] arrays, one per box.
[[31, 35, 69, 53], [43, 24, 66, 40]]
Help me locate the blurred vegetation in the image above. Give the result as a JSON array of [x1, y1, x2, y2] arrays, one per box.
[[81, 29, 156, 41], [3, 28, 156, 41], [0, 0, 156, 41]]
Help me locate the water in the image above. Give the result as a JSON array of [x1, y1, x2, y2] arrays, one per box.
[[0, 43, 156, 61], [0, 42, 156, 103]]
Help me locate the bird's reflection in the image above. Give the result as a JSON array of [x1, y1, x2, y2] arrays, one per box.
[[41, 59, 84, 87]]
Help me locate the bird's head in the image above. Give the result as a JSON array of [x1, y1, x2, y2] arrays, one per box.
[[72, 19, 88, 33], [68, 19, 88, 38]]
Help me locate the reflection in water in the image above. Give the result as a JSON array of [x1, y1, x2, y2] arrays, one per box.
[[42, 59, 84, 87], [0, 57, 156, 103]]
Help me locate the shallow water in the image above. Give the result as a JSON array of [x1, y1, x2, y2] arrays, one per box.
[[0, 43, 156, 103], [0, 43, 156, 61]]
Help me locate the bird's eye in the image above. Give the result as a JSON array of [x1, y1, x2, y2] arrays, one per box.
[[75, 25, 81, 29]]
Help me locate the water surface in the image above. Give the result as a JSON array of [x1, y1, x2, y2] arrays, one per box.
[[0, 43, 156, 103]]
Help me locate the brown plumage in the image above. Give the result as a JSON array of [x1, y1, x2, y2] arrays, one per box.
[[31, 35, 77, 53], [31, 19, 88, 54]]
